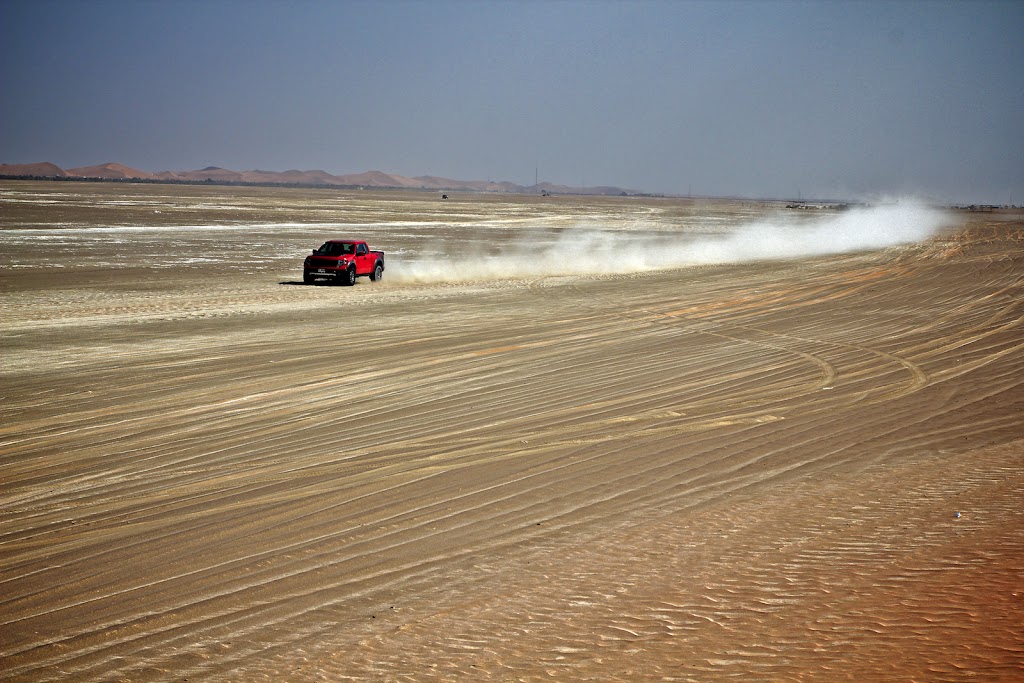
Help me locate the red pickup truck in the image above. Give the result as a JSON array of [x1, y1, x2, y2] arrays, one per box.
[[303, 240, 385, 286]]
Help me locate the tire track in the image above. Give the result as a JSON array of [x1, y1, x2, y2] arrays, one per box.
[[3, 205, 1022, 681]]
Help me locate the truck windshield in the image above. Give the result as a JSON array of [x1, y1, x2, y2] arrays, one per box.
[[317, 242, 355, 256]]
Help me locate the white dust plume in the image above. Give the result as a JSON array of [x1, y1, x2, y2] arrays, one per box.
[[388, 201, 950, 284]]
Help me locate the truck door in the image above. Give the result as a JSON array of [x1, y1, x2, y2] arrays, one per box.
[[355, 242, 371, 274]]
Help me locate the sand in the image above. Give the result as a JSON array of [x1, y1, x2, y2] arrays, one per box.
[[1, 182, 1022, 681]]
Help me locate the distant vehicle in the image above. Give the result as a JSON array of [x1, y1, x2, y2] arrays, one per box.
[[303, 240, 385, 285]]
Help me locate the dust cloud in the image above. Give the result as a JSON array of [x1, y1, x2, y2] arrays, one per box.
[[389, 201, 950, 284]]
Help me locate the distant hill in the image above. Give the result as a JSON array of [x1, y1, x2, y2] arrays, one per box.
[[336, 170, 419, 188], [67, 162, 155, 180], [0, 162, 68, 177], [169, 166, 245, 183], [0, 161, 636, 196], [241, 169, 343, 185]]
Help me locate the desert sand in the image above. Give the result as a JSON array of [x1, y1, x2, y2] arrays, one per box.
[[1, 181, 1022, 681]]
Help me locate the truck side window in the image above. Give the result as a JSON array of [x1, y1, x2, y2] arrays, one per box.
[[357, 244, 367, 255]]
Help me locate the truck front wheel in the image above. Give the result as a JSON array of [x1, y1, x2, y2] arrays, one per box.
[[341, 266, 356, 286]]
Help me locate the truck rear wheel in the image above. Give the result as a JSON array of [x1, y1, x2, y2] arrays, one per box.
[[370, 263, 383, 282]]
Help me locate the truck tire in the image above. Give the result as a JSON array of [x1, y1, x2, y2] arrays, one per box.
[[341, 266, 356, 286], [303, 272, 314, 285], [370, 263, 383, 282]]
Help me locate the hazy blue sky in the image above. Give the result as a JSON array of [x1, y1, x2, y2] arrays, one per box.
[[2, 0, 1021, 203]]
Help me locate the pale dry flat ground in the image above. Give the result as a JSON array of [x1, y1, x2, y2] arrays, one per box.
[[1, 183, 1022, 681]]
